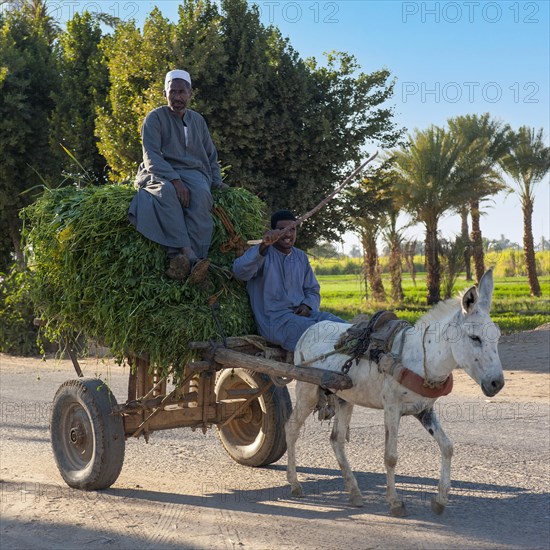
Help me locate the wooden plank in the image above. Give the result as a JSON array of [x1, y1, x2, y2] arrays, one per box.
[[213, 348, 353, 391], [186, 361, 215, 373], [114, 392, 199, 414], [188, 337, 269, 357], [123, 406, 218, 436]]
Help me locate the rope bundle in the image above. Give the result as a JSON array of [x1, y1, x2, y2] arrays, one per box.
[[212, 205, 249, 257]]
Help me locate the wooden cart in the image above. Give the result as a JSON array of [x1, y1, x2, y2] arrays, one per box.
[[49, 336, 353, 490]]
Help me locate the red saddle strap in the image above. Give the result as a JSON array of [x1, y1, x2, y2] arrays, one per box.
[[397, 369, 454, 398]]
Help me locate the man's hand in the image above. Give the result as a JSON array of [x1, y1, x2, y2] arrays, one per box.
[[171, 179, 190, 208], [294, 304, 311, 317], [259, 229, 282, 255], [262, 229, 282, 246]]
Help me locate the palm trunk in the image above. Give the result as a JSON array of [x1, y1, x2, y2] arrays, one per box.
[[470, 200, 485, 282], [460, 208, 472, 281], [405, 240, 417, 287], [361, 243, 369, 300], [361, 232, 385, 302], [522, 198, 541, 296], [389, 234, 404, 302], [425, 222, 440, 305]]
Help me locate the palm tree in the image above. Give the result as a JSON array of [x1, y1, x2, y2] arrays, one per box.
[[381, 209, 406, 303], [393, 126, 464, 304], [344, 163, 396, 302], [448, 114, 509, 282], [458, 206, 473, 280], [439, 236, 468, 299], [501, 126, 550, 296]]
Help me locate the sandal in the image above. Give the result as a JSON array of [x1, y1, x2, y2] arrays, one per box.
[[165, 254, 191, 280], [187, 258, 210, 285]]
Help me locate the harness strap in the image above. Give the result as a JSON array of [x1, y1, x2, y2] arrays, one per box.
[[378, 326, 453, 398], [397, 369, 454, 398]]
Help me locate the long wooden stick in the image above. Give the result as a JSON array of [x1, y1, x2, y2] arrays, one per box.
[[248, 151, 378, 245]]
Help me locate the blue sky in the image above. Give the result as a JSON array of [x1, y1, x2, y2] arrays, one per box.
[[46, 0, 550, 249]]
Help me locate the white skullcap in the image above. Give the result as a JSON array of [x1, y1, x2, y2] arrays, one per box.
[[164, 70, 192, 92]]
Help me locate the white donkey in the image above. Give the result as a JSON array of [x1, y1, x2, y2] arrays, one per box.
[[286, 269, 504, 516]]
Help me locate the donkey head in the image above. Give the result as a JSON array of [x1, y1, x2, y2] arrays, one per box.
[[450, 269, 505, 397]]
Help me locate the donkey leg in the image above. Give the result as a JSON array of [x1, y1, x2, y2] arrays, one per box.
[[329, 399, 363, 507], [415, 408, 454, 514], [286, 382, 319, 497], [384, 405, 406, 516]]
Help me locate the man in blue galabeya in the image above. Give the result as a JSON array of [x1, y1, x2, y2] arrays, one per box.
[[128, 69, 226, 284], [233, 210, 346, 351]]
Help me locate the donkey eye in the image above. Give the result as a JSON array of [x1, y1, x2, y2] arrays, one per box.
[[469, 335, 482, 344]]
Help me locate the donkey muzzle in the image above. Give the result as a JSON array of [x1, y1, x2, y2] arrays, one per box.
[[481, 374, 505, 397]]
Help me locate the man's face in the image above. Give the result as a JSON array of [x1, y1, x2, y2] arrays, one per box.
[[165, 79, 192, 114], [274, 219, 297, 254]]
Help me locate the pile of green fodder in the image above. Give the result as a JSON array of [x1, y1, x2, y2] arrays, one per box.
[[22, 184, 266, 375]]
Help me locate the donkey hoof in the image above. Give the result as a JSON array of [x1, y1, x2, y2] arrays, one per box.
[[349, 494, 364, 508], [431, 496, 446, 515], [390, 503, 407, 517], [290, 485, 304, 498]]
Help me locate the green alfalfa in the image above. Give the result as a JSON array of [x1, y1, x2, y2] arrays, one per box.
[[22, 184, 266, 375]]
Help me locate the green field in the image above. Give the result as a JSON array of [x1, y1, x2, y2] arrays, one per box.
[[317, 273, 550, 333]]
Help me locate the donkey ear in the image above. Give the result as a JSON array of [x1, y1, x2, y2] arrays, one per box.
[[477, 268, 494, 312], [461, 286, 478, 315]]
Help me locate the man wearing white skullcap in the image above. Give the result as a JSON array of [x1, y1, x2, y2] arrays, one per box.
[[164, 69, 191, 90], [129, 69, 226, 284]]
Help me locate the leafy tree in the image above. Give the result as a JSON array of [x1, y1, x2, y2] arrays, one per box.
[[448, 114, 509, 282], [0, 3, 59, 268], [50, 11, 109, 182], [96, 11, 174, 178], [172, 0, 227, 122], [500, 126, 550, 296], [95, 0, 402, 245], [294, 51, 402, 246], [393, 126, 464, 304]]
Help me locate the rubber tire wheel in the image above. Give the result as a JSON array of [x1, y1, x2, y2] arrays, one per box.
[[50, 378, 125, 490], [215, 368, 292, 467]]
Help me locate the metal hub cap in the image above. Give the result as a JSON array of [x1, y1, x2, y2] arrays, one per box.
[[69, 425, 85, 446]]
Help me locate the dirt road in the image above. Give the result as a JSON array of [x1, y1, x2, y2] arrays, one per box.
[[1, 328, 549, 549]]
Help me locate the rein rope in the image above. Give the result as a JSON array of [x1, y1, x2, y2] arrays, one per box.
[[212, 205, 249, 257], [339, 312, 405, 374], [340, 311, 386, 374]]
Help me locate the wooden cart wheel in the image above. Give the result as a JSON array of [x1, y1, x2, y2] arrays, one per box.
[[215, 368, 292, 467], [50, 378, 125, 490]]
